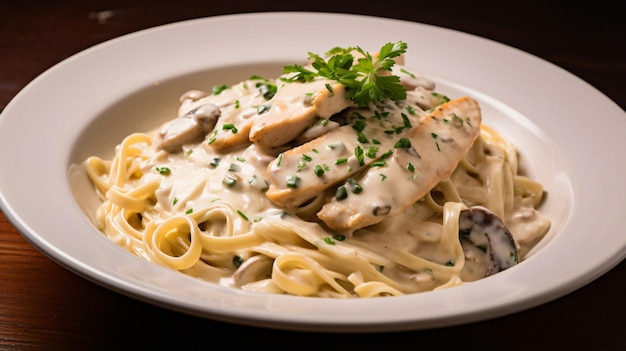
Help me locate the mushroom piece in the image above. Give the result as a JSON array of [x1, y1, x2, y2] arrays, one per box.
[[156, 103, 221, 153], [459, 206, 518, 280], [232, 254, 274, 288]]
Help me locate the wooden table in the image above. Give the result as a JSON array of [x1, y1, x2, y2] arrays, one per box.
[[1, 1, 624, 349]]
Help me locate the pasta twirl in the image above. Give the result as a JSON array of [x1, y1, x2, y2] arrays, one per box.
[[83, 42, 551, 298]]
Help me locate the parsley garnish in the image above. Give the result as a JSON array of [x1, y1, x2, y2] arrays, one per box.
[[282, 41, 408, 107], [223, 123, 238, 134], [212, 84, 228, 95], [237, 210, 249, 221], [286, 175, 300, 188], [394, 137, 412, 149], [155, 166, 171, 175]]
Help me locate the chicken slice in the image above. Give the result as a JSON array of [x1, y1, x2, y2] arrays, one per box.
[[263, 89, 439, 209], [263, 124, 365, 209], [179, 78, 276, 151], [317, 96, 482, 231], [249, 78, 354, 149]]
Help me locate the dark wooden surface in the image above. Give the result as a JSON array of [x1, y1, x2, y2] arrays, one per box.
[[1, 1, 624, 349]]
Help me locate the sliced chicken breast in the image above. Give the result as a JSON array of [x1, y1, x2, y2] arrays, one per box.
[[317, 96, 482, 231], [249, 78, 354, 149]]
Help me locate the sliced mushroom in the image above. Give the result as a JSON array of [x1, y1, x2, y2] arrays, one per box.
[[156, 103, 220, 153], [232, 254, 274, 288], [459, 206, 518, 280]]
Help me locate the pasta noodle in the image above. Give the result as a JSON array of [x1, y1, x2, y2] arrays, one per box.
[[83, 42, 551, 298]]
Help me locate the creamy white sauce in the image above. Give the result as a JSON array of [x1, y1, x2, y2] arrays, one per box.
[[84, 60, 551, 297]]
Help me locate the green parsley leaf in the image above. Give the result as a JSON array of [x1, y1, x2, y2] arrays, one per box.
[[281, 41, 408, 107]]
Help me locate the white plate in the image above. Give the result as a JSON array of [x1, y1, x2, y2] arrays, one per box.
[[1, 12, 625, 332]]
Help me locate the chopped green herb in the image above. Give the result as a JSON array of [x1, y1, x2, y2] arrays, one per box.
[[354, 146, 365, 166], [405, 105, 416, 116], [223, 123, 238, 134], [357, 132, 369, 144], [314, 165, 325, 177], [401, 113, 412, 128], [185, 208, 194, 214], [249, 74, 266, 80], [336, 185, 348, 200], [452, 113, 464, 124], [248, 175, 270, 192], [347, 178, 362, 194], [400, 68, 416, 78], [323, 236, 336, 245], [297, 159, 308, 171], [370, 159, 387, 168], [223, 173, 237, 187], [325, 83, 334, 96], [257, 104, 271, 114], [208, 130, 218, 144], [237, 210, 249, 221], [258, 83, 277, 100], [431, 132, 441, 151], [286, 175, 300, 188], [212, 84, 228, 95], [394, 137, 411, 149], [352, 119, 367, 132], [366, 146, 378, 158], [155, 166, 171, 175], [209, 157, 221, 168], [276, 153, 284, 167]]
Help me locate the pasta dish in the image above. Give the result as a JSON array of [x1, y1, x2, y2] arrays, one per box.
[[83, 41, 551, 297]]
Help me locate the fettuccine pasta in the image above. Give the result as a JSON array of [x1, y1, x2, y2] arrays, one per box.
[[83, 42, 551, 298]]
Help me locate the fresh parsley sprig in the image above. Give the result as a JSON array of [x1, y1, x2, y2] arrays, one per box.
[[281, 41, 408, 107]]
